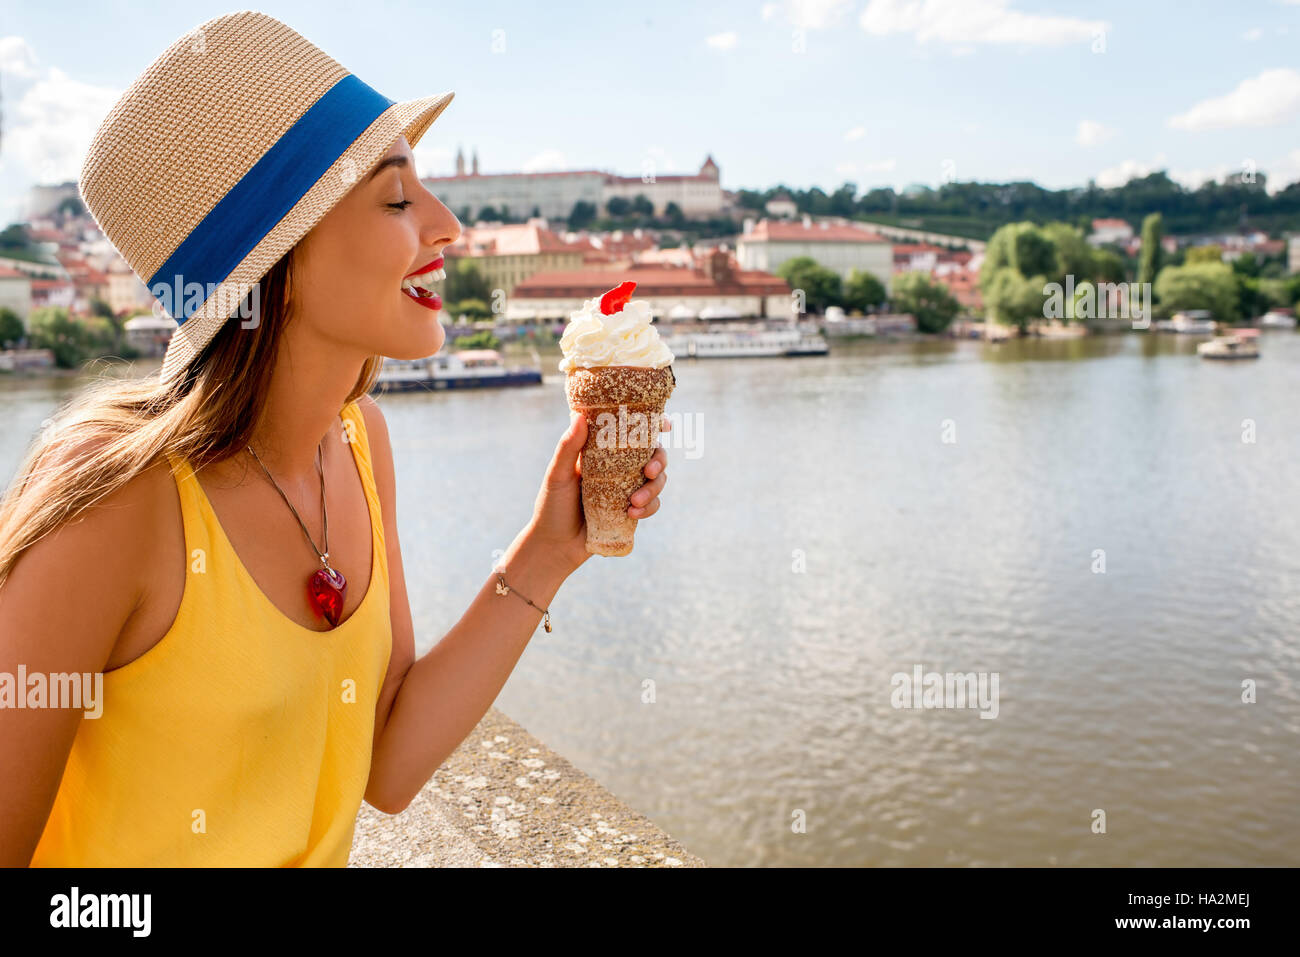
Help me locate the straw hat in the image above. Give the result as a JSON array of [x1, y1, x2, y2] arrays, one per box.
[[79, 10, 454, 384]]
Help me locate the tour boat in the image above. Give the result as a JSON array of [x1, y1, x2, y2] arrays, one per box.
[[661, 327, 829, 359], [1259, 309, 1297, 329], [1155, 311, 1217, 334], [372, 349, 543, 392], [1197, 331, 1260, 360]]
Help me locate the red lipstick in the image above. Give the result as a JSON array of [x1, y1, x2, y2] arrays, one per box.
[[405, 256, 445, 279]]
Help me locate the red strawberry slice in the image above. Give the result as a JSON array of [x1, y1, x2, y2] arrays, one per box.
[[599, 281, 637, 315]]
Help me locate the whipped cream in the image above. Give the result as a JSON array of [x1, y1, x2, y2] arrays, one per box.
[[557, 297, 675, 372]]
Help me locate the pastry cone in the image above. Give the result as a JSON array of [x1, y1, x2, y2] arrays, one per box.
[[565, 365, 676, 556]]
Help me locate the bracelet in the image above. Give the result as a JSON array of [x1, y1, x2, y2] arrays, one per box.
[[495, 571, 552, 633]]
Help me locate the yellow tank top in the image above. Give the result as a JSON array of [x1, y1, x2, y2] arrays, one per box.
[[30, 398, 392, 867]]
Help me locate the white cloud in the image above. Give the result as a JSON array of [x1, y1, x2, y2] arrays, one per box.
[[520, 149, 568, 173], [1265, 148, 1300, 192], [706, 31, 739, 51], [0, 36, 39, 79], [1168, 68, 1300, 131], [859, 0, 1107, 47], [1094, 158, 1154, 189], [1241, 27, 1263, 41], [8, 67, 122, 185], [1075, 119, 1115, 147], [1090, 153, 1273, 191], [763, 0, 853, 29], [844, 126, 866, 141]]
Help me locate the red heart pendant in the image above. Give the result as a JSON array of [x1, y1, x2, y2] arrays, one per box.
[[307, 566, 348, 627]]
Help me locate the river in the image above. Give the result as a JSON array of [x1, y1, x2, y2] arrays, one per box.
[[2, 330, 1297, 866]]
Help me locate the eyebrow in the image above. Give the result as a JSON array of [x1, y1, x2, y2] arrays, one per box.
[[366, 155, 408, 183]]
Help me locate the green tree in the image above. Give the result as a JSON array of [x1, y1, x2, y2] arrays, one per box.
[[477, 206, 500, 222], [444, 260, 492, 305], [452, 298, 493, 320], [982, 267, 1046, 331], [606, 197, 631, 218], [28, 306, 115, 368], [453, 328, 501, 349], [568, 200, 597, 229], [1091, 248, 1127, 284], [891, 272, 960, 333], [630, 195, 655, 217], [1184, 245, 1223, 265], [1153, 262, 1239, 323], [664, 201, 685, 227], [1041, 222, 1093, 283], [775, 256, 842, 314], [1230, 252, 1261, 278], [981, 222, 1056, 287], [0, 307, 23, 348], [844, 269, 887, 312], [1137, 213, 1164, 288]]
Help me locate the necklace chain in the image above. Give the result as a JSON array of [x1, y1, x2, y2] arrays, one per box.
[[246, 438, 331, 568]]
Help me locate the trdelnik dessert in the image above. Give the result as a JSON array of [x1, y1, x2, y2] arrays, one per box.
[[560, 281, 676, 556]]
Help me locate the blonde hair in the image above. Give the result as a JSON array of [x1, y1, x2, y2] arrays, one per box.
[[0, 247, 383, 586]]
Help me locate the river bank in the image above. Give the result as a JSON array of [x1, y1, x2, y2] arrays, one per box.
[[348, 707, 707, 867]]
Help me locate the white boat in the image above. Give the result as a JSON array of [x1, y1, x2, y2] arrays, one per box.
[[1259, 309, 1297, 329], [662, 327, 828, 358], [1155, 310, 1217, 334], [372, 348, 543, 392], [1197, 331, 1259, 360]]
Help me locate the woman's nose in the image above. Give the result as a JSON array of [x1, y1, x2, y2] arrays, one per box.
[[423, 193, 461, 250]]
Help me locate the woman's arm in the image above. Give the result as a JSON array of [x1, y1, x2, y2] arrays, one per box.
[[0, 446, 159, 865], [358, 401, 667, 814]]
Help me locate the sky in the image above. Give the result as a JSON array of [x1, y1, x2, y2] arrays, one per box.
[[1, 0, 1299, 225]]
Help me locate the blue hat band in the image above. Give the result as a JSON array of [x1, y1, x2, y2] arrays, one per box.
[[147, 73, 395, 323]]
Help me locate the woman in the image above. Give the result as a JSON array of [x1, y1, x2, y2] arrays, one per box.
[[0, 12, 669, 866]]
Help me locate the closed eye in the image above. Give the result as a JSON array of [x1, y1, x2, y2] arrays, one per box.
[[387, 200, 413, 211]]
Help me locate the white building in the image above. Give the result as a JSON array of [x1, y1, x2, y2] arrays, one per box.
[[423, 150, 724, 222], [764, 192, 798, 219], [510, 250, 791, 322], [0, 266, 34, 325], [1289, 233, 1300, 275], [1088, 218, 1134, 246], [736, 216, 894, 292]]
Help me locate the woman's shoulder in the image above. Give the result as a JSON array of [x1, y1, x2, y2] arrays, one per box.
[[1, 440, 179, 673]]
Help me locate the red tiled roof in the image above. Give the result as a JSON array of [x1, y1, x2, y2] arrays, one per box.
[[512, 263, 790, 299], [1091, 218, 1131, 230], [445, 223, 587, 257], [0, 265, 28, 279], [745, 219, 888, 243]]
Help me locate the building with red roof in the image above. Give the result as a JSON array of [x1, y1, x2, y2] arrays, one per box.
[[509, 249, 792, 321], [736, 216, 894, 293]]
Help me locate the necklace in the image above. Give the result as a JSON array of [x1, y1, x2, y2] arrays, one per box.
[[246, 437, 348, 628]]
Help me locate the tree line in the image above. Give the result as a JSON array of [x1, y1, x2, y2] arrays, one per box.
[[738, 171, 1300, 238]]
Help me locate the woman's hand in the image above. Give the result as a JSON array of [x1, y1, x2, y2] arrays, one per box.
[[526, 410, 671, 575]]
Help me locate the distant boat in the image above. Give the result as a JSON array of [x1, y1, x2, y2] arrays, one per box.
[[372, 349, 543, 392], [662, 327, 829, 358], [1197, 331, 1260, 360], [1155, 310, 1216, 334], [1259, 309, 1297, 329]]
